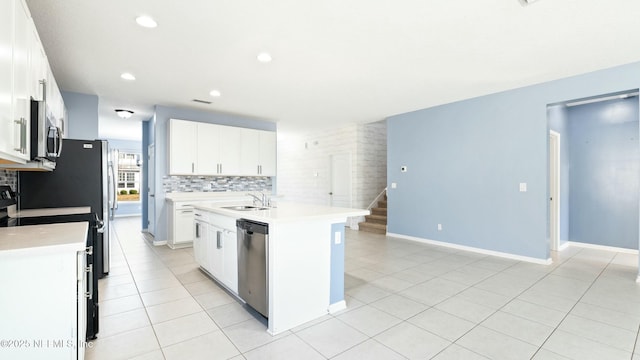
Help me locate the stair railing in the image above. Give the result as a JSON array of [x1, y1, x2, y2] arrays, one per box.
[[367, 187, 387, 210]]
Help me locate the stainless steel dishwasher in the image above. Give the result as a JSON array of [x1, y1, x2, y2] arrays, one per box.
[[236, 219, 269, 318]]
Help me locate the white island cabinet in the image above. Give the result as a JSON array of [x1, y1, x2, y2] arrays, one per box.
[[193, 202, 368, 335], [0, 222, 89, 360], [193, 209, 238, 294]]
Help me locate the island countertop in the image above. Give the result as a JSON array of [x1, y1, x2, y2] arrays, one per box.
[[192, 201, 369, 223], [0, 222, 88, 254]]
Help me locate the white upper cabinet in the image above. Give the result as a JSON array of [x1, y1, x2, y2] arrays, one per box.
[[0, 0, 32, 163], [169, 118, 276, 176], [195, 122, 242, 175], [240, 128, 276, 176], [169, 119, 198, 175], [0, 0, 65, 164]]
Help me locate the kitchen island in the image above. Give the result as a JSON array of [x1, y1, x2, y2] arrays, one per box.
[[0, 222, 89, 360], [192, 201, 369, 335]]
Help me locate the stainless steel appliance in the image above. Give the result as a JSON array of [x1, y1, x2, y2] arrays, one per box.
[[237, 219, 269, 318], [29, 97, 63, 163], [17, 139, 114, 277], [0, 186, 100, 340]]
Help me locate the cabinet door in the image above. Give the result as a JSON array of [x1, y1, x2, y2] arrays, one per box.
[[196, 123, 221, 175], [194, 220, 208, 269], [13, 0, 30, 152], [0, 0, 14, 158], [27, 19, 45, 101], [174, 209, 195, 244], [239, 128, 261, 175], [222, 230, 238, 293], [259, 131, 277, 176], [169, 119, 197, 174], [208, 225, 224, 279], [218, 125, 242, 175]]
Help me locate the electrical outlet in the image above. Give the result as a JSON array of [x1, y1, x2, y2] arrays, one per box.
[[437, 224, 442, 231], [391, 182, 397, 189], [334, 231, 342, 244]]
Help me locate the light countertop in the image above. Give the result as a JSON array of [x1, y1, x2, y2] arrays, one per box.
[[8, 205, 91, 218], [0, 222, 88, 254], [193, 201, 369, 224], [165, 191, 252, 203]]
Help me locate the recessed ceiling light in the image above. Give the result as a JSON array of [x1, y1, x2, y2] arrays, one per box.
[[257, 52, 272, 63], [136, 15, 157, 28], [115, 109, 134, 119], [209, 90, 222, 97], [120, 72, 136, 81]]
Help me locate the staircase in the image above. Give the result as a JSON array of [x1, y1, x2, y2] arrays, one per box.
[[359, 193, 387, 234]]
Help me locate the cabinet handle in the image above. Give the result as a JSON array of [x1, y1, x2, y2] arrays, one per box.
[[195, 223, 200, 238], [219, 163, 222, 173], [192, 162, 195, 173], [216, 231, 222, 249], [13, 118, 26, 154], [84, 264, 93, 299]]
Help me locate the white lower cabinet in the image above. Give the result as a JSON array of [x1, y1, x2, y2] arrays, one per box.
[[193, 210, 238, 294], [0, 245, 88, 360], [167, 202, 195, 248]]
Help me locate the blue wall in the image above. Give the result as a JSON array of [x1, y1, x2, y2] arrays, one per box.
[[548, 105, 570, 246], [330, 223, 346, 305], [567, 98, 639, 249], [61, 91, 99, 140], [142, 120, 151, 230], [387, 61, 640, 260], [150, 105, 276, 242]]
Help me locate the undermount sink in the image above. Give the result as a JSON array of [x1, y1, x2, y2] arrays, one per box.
[[222, 205, 269, 211]]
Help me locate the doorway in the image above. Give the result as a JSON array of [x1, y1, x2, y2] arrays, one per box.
[[329, 153, 352, 207], [549, 130, 560, 251]]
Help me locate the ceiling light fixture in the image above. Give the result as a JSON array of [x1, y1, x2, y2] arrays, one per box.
[[519, 0, 539, 6], [115, 109, 135, 119], [120, 72, 136, 81], [136, 15, 157, 28], [209, 90, 222, 97], [257, 52, 272, 63]]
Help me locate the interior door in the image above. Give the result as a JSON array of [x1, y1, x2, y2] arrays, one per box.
[[329, 153, 352, 207], [147, 144, 155, 235]]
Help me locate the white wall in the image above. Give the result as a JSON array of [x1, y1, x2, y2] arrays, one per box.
[[277, 121, 387, 226]]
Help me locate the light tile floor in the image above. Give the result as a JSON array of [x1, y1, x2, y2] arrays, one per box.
[[86, 217, 640, 360]]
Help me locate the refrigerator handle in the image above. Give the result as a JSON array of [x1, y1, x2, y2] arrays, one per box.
[[108, 163, 117, 220]]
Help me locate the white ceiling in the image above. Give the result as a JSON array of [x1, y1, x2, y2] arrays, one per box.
[[25, 0, 640, 135]]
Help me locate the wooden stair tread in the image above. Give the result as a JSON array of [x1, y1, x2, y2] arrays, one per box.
[[358, 222, 386, 234]]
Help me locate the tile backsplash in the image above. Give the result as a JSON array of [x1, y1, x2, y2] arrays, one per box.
[[0, 170, 17, 189], [163, 175, 272, 193]]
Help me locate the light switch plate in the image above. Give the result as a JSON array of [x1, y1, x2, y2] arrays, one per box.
[[519, 183, 527, 192], [334, 232, 342, 244], [391, 182, 397, 189]]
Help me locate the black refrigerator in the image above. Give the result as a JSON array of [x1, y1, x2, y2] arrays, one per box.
[[18, 139, 113, 278]]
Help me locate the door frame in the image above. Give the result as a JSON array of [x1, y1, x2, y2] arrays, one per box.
[[549, 130, 561, 251]]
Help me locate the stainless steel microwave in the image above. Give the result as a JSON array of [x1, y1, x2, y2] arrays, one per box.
[[30, 99, 63, 163]]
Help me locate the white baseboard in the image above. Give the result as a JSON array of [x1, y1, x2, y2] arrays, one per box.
[[328, 300, 347, 314], [387, 232, 552, 265], [114, 213, 142, 218], [153, 240, 167, 246], [558, 241, 570, 251], [568, 241, 639, 254]]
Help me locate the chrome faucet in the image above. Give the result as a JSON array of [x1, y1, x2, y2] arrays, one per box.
[[247, 192, 268, 207]]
